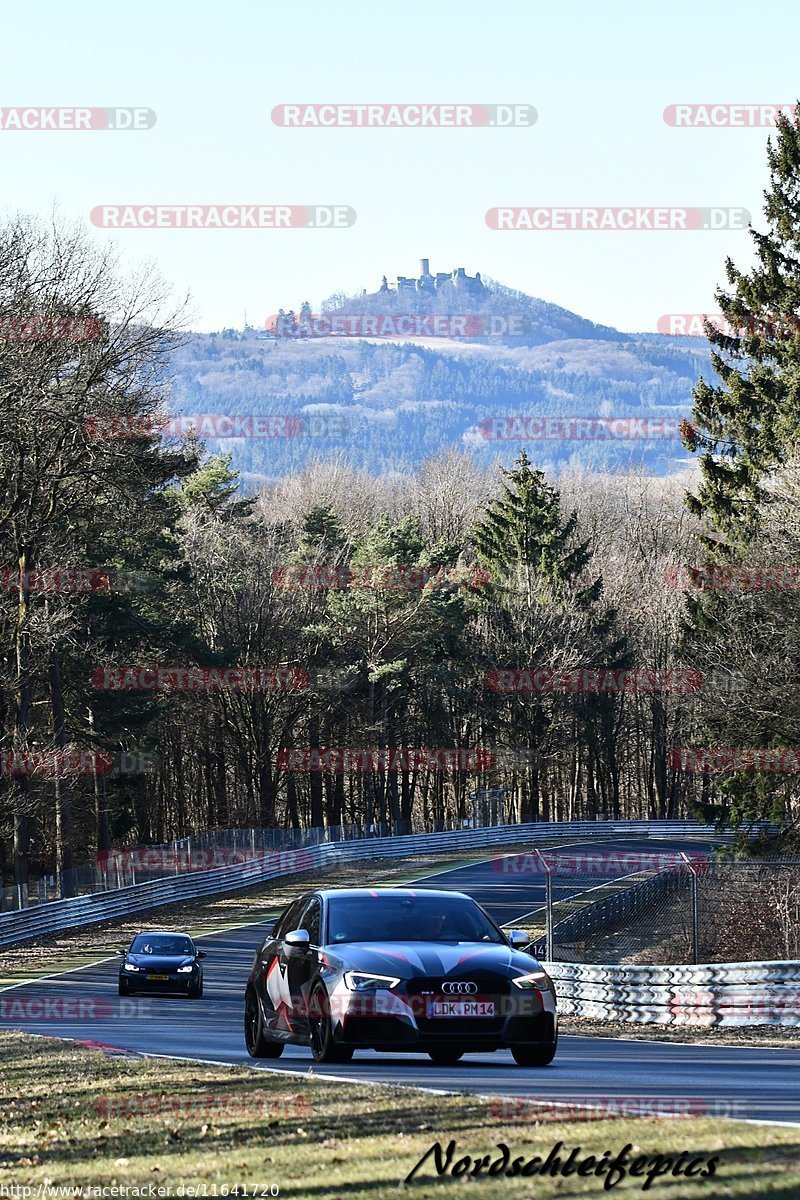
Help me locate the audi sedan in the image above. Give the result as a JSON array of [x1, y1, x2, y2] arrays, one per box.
[[244, 887, 557, 1066], [117, 931, 206, 998]]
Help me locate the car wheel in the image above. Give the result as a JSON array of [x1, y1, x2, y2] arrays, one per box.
[[512, 1036, 557, 1067], [118, 981, 130, 997], [245, 987, 284, 1058], [189, 978, 203, 999], [309, 982, 354, 1064], [427, 1047, 464, 1065]]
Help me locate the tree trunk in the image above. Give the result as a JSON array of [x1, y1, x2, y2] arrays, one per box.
[[12, 547, 33, 891], [48, 644, 75, 896], [286, 772, 301, 829], [88, 707, 111, 853], [308, 715, 324, 830]]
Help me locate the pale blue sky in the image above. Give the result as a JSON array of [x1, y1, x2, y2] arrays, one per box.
[[2, 1, 797, 332]]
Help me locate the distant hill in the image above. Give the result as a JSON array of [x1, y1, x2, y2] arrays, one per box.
[[306, 277, 627, 347], [167, 278, 714, 483]]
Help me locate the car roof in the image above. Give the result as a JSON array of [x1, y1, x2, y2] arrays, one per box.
[[132, 930, 194, 937], [315, 887, 472, 902]]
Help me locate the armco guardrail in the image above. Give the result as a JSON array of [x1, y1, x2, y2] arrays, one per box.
[[547, 959, 800, 1027], [15, 814, 762, 909], [0, 818, 755, 949]]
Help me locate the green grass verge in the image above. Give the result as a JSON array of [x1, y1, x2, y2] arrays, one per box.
[[1, 1031, 799, 1197]]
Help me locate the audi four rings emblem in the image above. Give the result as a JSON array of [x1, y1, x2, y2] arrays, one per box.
[[442, 981, 478, 994]]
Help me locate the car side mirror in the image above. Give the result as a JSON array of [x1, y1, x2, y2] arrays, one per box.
[[115, 948, 126, 956], [284, 928, 311, 953], [196, 951, 207, 959], [508, 930, 529, 950]]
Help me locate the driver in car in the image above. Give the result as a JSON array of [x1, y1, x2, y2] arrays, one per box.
[[420, 911, 448, 940]]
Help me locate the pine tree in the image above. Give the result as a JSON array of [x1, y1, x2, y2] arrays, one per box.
[[298, 301, 313, 337], [298, 504, 347, 553], [177, 453, 254, 520], [472, 450, 601, 608], [471, 452, 625, 821], [303, 516, 473, 829], [685, 106, 800, 551], [679, 110, 800, 835]]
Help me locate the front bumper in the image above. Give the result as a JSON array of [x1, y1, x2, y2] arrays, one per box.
[[119, 972, 197, 992], [330, 980, 557, 1050]]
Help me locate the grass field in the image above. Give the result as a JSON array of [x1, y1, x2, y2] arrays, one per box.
[[1, 1031, 799, 1198]]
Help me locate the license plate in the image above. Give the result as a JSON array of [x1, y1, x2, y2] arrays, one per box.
[[427, 998, 495, 1018], [147, 974, 170, 981]]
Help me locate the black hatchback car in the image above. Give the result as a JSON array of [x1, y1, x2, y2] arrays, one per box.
[[117, 931, 206, 998], [244, 888, 557, 1066]]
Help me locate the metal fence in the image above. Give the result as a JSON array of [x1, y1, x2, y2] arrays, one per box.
[[2, 816, 480, 911], [3, 816, 756, 913], [0, 818, 741, 942], [531, 866, 689, 960], [538, 858, 800, 966]]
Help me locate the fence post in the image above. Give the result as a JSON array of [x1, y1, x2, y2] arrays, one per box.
[[680, 852, 700, 965], [534, 849, 553, 960]]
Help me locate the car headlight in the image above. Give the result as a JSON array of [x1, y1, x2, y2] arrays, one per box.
[[123, 962, 141, 973], [343, 971, 401, 991], [511, 970, 550, 990], [177, 964, 194, 974]]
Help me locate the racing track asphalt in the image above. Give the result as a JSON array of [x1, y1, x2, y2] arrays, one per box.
[[3, 836, 800, 1125]]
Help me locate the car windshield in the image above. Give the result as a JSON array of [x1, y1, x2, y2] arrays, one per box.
[[130, 935, 194, 956], [326, 894, 504, 945]]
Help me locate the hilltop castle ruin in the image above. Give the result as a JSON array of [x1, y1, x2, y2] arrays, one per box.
[[374, 259, 485, 297]]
